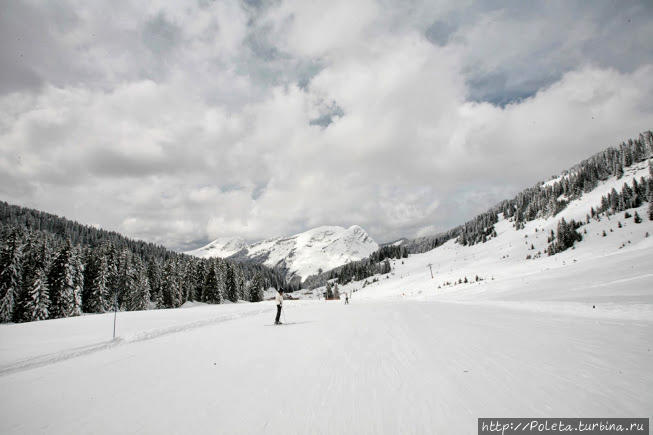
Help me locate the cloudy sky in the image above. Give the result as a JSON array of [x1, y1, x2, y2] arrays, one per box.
[[1, 0, 652, 250]]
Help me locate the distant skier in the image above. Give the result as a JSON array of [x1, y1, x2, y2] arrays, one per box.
[[345, 292, 349, 304], [275, 288, 284, 325]]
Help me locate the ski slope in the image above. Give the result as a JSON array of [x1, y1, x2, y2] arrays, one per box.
[[1, 225, 652, 435], [1, 165, 652, 434], [1, 295, 651, 434]]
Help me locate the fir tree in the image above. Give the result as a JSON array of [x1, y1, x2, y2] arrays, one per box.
[[147, 259, 162, 306], [161, 259, 182, 308], [249, 272, 264, 302], [193, 261, 206, 303], [15, 234, 38, 322], [202, 264, 222, 304], [84, 252, 109, 313], [0, 230, 23, 322], [236, 267, 246, 301], [126, 257, 150, 311], [225, 264, 238, 303], [47, 241, 83, 318], [23, 267, 50, 321]]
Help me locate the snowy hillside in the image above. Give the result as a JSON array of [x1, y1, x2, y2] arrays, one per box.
[[1, 223, 651, 434], [2, 160, 652, 435], [311, 160, 653, 310], [188, 225, 379, 281], [184, 237, 248, 259]]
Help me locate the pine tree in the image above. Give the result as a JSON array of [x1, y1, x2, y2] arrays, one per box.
[[147, 259, 162, 306], [84, 251, 109, 313], [161, 259, 181, 308], [225, 264, 238, 303], [0, 230, 23, 322], [202, 264, 222, 304], [249, 272, 264, 302], [48, 241, 83, 318], [126, 257, 150, 311], [15, 234, 39, 322], [23, 267, 50, 321], [105, 244, 120, 309], [236, 267, 246, 301], [193, 261, 206, 302]]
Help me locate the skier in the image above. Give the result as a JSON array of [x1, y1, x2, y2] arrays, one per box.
[[345, 292, 349, 304], [275, 288, 284, 325]]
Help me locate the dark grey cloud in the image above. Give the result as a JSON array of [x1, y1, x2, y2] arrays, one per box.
[[309, 102, 344, 127], [424, 20, 456, 46], [142, 13, 181, 56]]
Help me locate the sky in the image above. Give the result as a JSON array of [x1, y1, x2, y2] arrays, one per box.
[[1, 0, 652, 251]]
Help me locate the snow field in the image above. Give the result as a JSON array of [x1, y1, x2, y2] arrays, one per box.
[[1, 159, 652, 434], [0, 299, 651, 434]]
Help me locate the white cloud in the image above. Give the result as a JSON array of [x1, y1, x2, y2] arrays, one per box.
[[1, 0, 652, 250]]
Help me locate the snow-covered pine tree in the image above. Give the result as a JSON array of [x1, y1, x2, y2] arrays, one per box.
[[23, 267, 50, 321], [181, 261, 196, 303], [48, 241, 83, 318], [333, 284, 340, 300], [249, 272, 264, 302], [0, 229, 23, 322], [126, 257, 150, 311], [105, 244, 120, 310], [225, 263, 238, 303], [15, 234, 39, 322], [161, 259, 182, 308], [236, 267, 246, 301], [193, 261, 205, 303], [84, 251, 110, 313], [146, 258, 162, 306], [202, 263, 222, 304]]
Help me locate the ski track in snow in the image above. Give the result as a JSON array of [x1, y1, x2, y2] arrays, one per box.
[[0, 306, 273, 377], [1, 301, 651, 434]]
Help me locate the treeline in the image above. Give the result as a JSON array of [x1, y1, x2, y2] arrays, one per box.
[[0, 201, 171, 261], [0, 204, 284, 323], [303, 245, 405, 289], [403, 131, 653, 252]]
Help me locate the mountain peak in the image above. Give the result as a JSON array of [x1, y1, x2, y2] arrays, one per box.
[[186, 225, 379, 280], [185, 236, 247, 259]]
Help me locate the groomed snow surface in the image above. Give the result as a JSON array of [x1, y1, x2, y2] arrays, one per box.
[[2, 169, 653, 434]]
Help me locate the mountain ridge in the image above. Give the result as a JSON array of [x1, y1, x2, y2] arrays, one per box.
[[185, 225, 379, 282]]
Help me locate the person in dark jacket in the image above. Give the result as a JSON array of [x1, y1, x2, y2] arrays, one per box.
[[275, 288, 284, 325]]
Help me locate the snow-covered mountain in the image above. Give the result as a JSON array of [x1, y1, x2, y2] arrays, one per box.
[[187, 225, 379, 281], [185, 237, 248, 259]]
